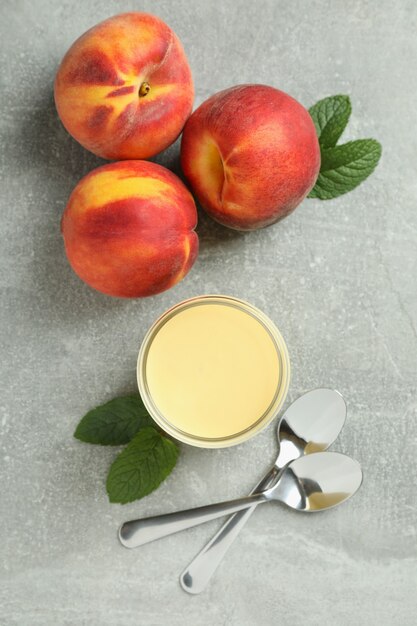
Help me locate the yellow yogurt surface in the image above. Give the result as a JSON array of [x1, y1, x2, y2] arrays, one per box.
[[143, 301, 281, 439]]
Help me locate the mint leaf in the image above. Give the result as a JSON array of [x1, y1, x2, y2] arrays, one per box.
[[308, 139, 382, 200], [309, 95, 351, 149], [106, 427, 179, 504], [74, 395, 153, 445]]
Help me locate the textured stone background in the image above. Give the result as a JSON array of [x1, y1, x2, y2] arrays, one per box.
[[1, 0, 416, 624]]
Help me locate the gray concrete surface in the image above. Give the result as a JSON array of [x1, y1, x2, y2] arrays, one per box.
[[1, 0, 417, 624]]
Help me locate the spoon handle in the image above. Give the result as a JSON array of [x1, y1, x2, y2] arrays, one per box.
[[119, 492, 267, 549], [180, 465, 280, 594]]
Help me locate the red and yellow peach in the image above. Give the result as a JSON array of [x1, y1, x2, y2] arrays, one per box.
[[54, 13, 194, 160], [61, 161, 198, 297], [180, 84, 321, 230]]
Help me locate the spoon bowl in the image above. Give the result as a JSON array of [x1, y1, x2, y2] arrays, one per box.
[[276, 388, 347, 466], [266, 451, 363, 512]]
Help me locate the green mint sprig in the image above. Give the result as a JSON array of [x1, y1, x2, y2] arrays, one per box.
[[74, 395, 179, 504], [308, 95, 382, 200]]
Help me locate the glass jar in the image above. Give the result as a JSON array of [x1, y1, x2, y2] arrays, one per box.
[[137, 295, 290, 448]]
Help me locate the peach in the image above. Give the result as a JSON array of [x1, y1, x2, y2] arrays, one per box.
[[61, 161, 198, 297], [54, 13, 194, 160], [180, 84, 321, 230]]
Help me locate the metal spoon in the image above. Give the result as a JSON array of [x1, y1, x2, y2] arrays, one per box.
[[181, 388, 346, 593], [119, 452, 362, 549]]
